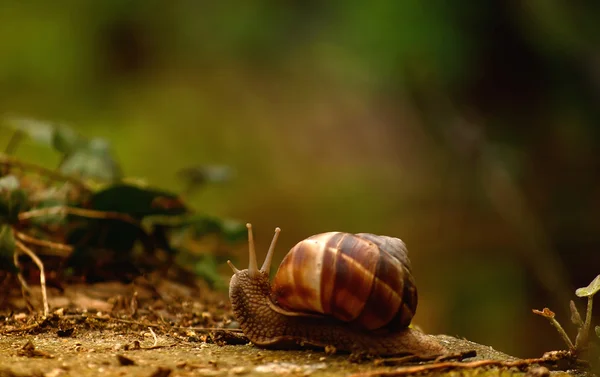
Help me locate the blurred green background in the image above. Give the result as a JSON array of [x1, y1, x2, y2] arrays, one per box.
[[1, 1, 599, 358]]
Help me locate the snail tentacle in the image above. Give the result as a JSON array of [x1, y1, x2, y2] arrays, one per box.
[[227, 260, 240, 274], [246, 223, 259, 277], [260, 227, 280, 274]]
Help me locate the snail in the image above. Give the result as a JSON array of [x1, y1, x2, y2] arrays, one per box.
[[227, 224, 447, 357]]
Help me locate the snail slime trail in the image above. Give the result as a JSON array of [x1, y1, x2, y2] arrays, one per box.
[[227, 224, 447, 357]]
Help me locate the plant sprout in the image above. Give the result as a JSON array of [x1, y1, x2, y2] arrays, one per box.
[[533, 274, 600, 354]]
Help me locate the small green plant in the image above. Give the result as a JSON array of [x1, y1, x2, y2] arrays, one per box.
[[533, 274, 600, 356]]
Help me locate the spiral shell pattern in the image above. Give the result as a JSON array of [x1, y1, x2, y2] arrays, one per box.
[[271, 232, 417, 331]]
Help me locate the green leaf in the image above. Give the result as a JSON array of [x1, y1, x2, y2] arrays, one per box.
[[52, 125, 86, 155], [4, 117, 86, 155], [5, 117, 54, 147], [0, 175, 20, 191], [575, 274, 600, 297], [60, 138, 122, 182], [569, 300, 583, 326], [0, 176, 28, 224], [89, 183, 188, 219], [0, 225, 17, 272], [27, 198, 69, 227], [67, 222, 140, 256]]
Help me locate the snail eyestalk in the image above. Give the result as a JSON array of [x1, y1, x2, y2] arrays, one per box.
[[261, 227, 281, 274], [227, 260, 240, 274], [247, 223, 259, 277]]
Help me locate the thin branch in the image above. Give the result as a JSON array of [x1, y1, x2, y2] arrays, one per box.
[[14, 239, 49, 317], [13, 247, 33, 313], [14, 231, 73, 256], [19, 206, 139, 226], [0, 322, 42, 334], [349, 354, 574, 377], [0, 155, 90, 193], [18, 206, 155, 255]]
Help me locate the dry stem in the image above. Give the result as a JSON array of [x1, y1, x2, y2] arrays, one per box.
[[0, 155, 90, 193], [14, 239, 49, 317], [532, 308, 574, 350], [13, 247, 34, 314], [18, 206, 139, 226], [349, 354, 573, 377], [148, 327, 158, 347], [14, 231, 73, 256]]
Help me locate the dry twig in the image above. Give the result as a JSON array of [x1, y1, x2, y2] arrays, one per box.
[[14, 239, 49, 317], [349, 353, 575, 377], [19, 206, 139, 226], [149, 327, 158, 347], [1, 322, 43, 334], [14, 231, 73, 256], [0, 155, 90, 193]]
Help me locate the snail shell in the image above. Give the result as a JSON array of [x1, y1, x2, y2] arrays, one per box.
[[271, 231, 417, 331]]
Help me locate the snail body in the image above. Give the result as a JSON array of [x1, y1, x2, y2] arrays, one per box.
[[227, 224, 446, 357]]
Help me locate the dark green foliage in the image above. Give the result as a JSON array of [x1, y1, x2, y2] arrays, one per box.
[[0, 225, 17, 272], [0, 175, 29, 224], [0, 119, 243, 287], [87, 183, 188, 218]]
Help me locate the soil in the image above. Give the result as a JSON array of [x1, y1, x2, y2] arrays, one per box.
[[0, 278, 590, 377]]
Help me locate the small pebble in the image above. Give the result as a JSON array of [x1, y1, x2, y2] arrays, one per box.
[[44, 368, 65, 377], [227, 321, 240, 329], [116, 354, 135, 366], [229, 366, 248, 375], [53, 308, 65, 316], [149, 367, 172, 377]]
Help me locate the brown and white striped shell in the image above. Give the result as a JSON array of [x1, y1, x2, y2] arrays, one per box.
[[271, 232, 417, 331]]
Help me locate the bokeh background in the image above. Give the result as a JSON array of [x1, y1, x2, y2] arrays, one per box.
[[1, 1, 599, 358]]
